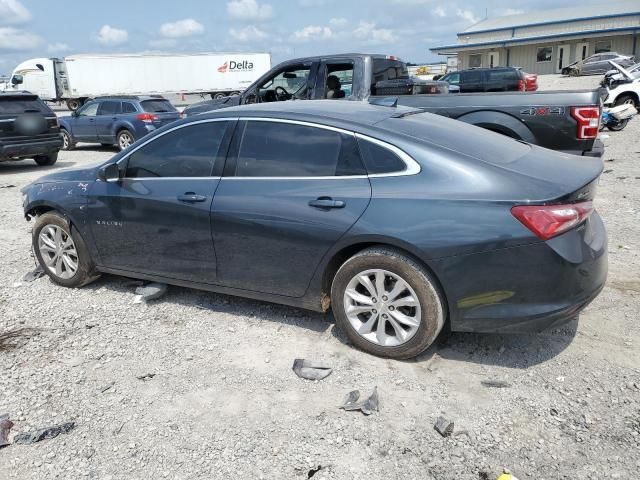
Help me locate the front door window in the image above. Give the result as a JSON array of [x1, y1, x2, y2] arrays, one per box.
[[256, 65, 311, 102]]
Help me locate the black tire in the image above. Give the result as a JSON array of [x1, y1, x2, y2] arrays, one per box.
[[614, 94, 638, 110], [34, 152, 58, 166], [60, 129, 74, 150], [229, 91, 240, 96], [32, 212, 100, 288], [607, 118, 629, 131], [210, 92, 227, 100], [331, 247, 446, 359], [66, 99, 82, 111], [116, 129, 135, 151]]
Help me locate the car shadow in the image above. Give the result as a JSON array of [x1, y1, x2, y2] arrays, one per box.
[[72, 144, 117, 152], [0, 160, 77, 173], [75, 274, 579, 363]]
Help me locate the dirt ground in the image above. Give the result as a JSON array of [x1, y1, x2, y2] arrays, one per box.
[[0, 75, 639, 479]]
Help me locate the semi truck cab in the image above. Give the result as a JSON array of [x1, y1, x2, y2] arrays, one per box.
[[6, 58, 58, 101]]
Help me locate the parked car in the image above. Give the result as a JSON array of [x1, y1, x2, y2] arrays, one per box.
[[0, 91, 62, 166], [21, 100, 607, 359], [184, 54, 603, 158], [58, 96, 180, 151], [562, 52, 635, 76], [439, 67, 528, 93], [524, 72, 538, 91], [603, 62, 640, 110], [602, 62, 640, 89]]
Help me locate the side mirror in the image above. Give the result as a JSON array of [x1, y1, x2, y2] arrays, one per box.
[[98, 163, 121, 182], [71, 110, 79, 117], [11, 75, 23, 85]]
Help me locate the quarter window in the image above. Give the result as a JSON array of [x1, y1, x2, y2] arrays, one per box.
[[122, 102, 137, 113], [357, 138, 406, 174], [235, 121, 365, 177], [125, 122, 229, 178]]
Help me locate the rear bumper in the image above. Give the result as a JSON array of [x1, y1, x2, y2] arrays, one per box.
[[436, 212, 608, 333], [559, 138, 604, 159], [0, 136, 62, 161]]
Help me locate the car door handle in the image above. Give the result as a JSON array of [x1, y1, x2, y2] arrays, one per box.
[[177, 193, 207, 203], [308, 197, 345, 209]]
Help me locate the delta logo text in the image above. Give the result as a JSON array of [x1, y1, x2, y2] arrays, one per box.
[[217, 60, 254, 73]]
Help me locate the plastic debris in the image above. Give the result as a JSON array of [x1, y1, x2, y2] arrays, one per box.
[[292, 359, 332, 381], [0, 184, 15, 189], [136, 373, 156, 381], [434, 416, 454, 437], [22, 266, 45, 282], [0, 417, 13, 448], [133, 282, 167, 303], [13, 422, 75, 445], [481, 380, 511, 388], [340, 387, 379, 415], [497, 470, 520, 480]]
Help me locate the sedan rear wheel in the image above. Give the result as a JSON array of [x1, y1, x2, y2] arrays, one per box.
[[331, 247, 445, 359], [33, 212, 100, 288]]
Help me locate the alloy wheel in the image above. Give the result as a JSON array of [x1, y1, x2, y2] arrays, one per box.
[[343, 268, 421, 347], [38, 225, 78, 279], [62, 131, 69, 150], [119, 132, 133, 149]]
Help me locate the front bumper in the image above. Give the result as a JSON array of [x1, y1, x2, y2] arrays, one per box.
[[436, 212, 608, 333], [0, 136, 63, 161]]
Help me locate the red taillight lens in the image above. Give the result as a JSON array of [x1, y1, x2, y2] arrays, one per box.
[[518, 79, 525, 91], [136, 113, 157, 123], [570, 106, 600, 139], [511, 201, 593, 240]]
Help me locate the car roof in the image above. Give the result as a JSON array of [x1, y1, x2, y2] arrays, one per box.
[[94, 95, 167, 101], [198, 100, 420, 128]]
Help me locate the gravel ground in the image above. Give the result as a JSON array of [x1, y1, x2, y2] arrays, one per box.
[[1, 75, 639, 479]]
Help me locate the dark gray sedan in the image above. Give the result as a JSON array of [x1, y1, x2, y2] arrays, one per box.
[[21, 101, 607, 359], [563, 52, 635, 76]]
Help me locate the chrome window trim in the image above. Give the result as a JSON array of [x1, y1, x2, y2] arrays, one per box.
[[228, 117, 421, 180]]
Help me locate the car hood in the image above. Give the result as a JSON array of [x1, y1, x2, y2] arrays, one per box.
[[27, 164, 100, 186], [184, 95, 242, 116]]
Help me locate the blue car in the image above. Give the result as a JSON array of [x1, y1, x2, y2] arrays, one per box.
[[21, 100, 607, 359], [58, 96, 180, 151]]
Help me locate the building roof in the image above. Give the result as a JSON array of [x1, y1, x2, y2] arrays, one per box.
[[462, 0, 640, 34]]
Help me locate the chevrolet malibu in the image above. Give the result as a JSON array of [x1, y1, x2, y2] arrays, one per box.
[[21, 101, 607, 359]]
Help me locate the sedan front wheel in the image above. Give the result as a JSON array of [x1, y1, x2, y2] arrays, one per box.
[[331, 247, 445, 359]]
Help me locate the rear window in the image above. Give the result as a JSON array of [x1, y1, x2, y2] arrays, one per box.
[[141, 100, 176, 113], [0, 97, 50, 114], [371, 59, 409, 94], [380, 113, 530, 165]]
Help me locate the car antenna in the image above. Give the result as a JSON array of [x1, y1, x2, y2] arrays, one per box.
[[368, 97, 398, 108]]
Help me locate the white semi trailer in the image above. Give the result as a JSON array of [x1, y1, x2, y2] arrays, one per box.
[[4, 52, 271, 110]]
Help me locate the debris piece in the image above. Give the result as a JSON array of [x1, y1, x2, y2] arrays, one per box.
[[13, 422, 75, 445], [478, 472, 491, 480], [292, 359, 332, 381], [307, 465, 323, 479], [340, 387, 379, 415], [136, 373, 156, 381], [603, 169, 613, 173], [481, 380, 511, 388], [0, 418, 13, 448], [22, 266, 45, 282], [497, 470, 520, 480], [550, 408, 559, 416], [434, 416, 454, 437], [99, 382, 115, 393], [133, 282, 167, 303], [0, 184, 15, 189]]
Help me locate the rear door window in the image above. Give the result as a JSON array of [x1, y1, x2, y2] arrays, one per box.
[[97, 101, 122, 115], [140, 100, 176, 113], [234, 121, 365, 177], [371, 59, 409, 94], [0, 98, 49, 114], [125, 121, 229, 178]]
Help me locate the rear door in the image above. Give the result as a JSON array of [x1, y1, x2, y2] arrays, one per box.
[[211, 118, 371, 297], [95, 100, 122, 143], [87, 119, 234, 283]]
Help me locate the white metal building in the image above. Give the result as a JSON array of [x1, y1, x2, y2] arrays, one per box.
[[430, 1, 640, 74]]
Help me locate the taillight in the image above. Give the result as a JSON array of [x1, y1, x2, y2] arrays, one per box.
[[518, 79, 525, 91], [136, 113, 158, 123], [511, 201, 593, 240], [570, 106, 600, 139]]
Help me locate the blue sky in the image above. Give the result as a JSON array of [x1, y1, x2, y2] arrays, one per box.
[[0, 0, 602, 73]]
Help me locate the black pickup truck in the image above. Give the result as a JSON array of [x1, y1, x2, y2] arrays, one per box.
[[184, 54, 604, 158]]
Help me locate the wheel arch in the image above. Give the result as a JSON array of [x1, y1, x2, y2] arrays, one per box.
[[613, 90, 639, 106], [455, 110, 535, 143]]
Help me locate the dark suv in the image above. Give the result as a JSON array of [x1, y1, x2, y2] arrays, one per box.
[[440, 67, 527, 93], [59, 96, 180, 151], [0, 92, 62, 166]]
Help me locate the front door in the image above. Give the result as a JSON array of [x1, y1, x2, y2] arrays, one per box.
[[211, 119, 371, 297], [94, 100, 122, 143], [87, 120, 233, 283], [70, 101, 99, 141], [575, 42, 589, 62], [557, 44, 570, 73], [488, 51, 499, 68]]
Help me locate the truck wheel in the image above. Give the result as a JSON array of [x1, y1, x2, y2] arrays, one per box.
[[60, 129, 75, 150], [331, 247, 446, 359], [117, 129, 135, 151], [32, 211, 100, 288], [230, 91, 240, 96], [614, 94, 638, 110], [211, 92, 227, 100], [66, 99, 82, 111], [34, 152, 58, 166]]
